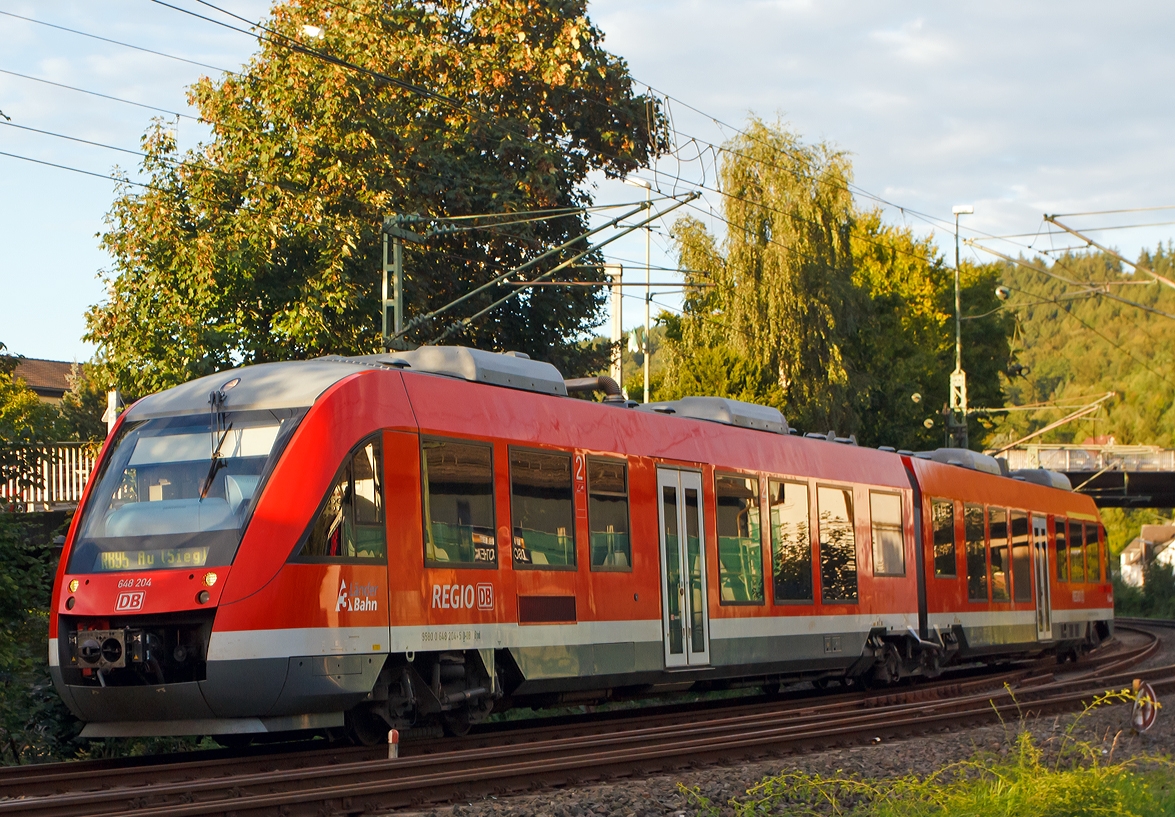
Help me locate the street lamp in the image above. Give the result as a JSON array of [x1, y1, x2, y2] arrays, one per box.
[[623, 177, 652, 403], [950, 204, 973, 448]]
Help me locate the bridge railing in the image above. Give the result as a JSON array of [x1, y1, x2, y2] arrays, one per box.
[[1003, 444, 1175, 473], [1, 443, 100, 512]]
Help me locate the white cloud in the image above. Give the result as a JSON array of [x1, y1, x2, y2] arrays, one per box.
[[4, 0, 1175, 357], [869, 18, 954, 65]]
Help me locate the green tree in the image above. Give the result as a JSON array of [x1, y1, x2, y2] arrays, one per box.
[[88, 0, 663, 395], [660, 119, 860, 433], [0, 513, 82, 763], [849, 212, 1011, 450], [659, 121, 1011, 447], [989, 247, 1175, 450], [0, 344, 67, 497]]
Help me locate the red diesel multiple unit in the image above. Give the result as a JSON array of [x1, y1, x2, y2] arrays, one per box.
[[49, 347, 1112, 742]]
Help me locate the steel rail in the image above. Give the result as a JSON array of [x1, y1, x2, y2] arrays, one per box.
[[24, 668, 1175, 817], [0, 666, 1029, 801], [0, 653, 1065, 798], [3, 628, 1161, 817]]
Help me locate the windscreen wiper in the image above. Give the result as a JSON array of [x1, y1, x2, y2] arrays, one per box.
[[199, 423, 234, 501]]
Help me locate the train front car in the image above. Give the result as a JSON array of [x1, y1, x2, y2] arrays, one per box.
[[49, 358, 402, 740]]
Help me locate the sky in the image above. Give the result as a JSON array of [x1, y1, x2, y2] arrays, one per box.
[[2, 1, 1175, 362]]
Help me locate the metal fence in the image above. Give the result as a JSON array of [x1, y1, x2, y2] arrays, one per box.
[[1003, 444, 1175, 473], [1, 443, 99, 512]]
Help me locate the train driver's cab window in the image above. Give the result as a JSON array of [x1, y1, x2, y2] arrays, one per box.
[[817, 486, 858, 603], [770, 480, 812, 602], [422, 438, 496, 567], [298, 438, 385, 561], [989, 507, 1010, 601], [1055, 518, 1068, 582], [1085, 522, 1101, 583], [932, 499, 956, 578], [1011, 510, 1031, 602], [1069, 519, 1086, 583], [965, 503, 987, 602], [588, 458, 631, 571], [870, 492, 904, 577], [511, 448, 576, 569], [716, 473, 764, 604]]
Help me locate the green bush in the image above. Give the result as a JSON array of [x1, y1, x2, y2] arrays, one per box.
[[0, 513, 84, 763], [684, 691, 1175, 817], [1113, 562, 1175, 619]]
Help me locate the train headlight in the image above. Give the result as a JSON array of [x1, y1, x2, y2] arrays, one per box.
[[66, 597, 75, 610], [196, 590, 211, 605], [68, 579, 79, 593], [202, 572, 218, 587]]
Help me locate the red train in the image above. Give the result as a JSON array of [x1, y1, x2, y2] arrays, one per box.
[[49, 347, 1112, 742]]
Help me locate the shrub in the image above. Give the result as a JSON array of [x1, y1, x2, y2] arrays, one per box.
[[683, 690, 1175, 817]]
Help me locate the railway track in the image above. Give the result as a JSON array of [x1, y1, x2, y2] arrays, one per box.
[[1, 625, 1163, 816]]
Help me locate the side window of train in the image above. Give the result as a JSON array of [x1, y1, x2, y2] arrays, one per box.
[[769, 480, 812, 603], [297, 437, 385, 561], [716, 473, 764, 604], [964, 503, 987, 602], [989, 507, 1010, 601], [510, 448, 576, 570], [421, 437, 497, 568], [1055, 518, 1069, 582], [869, 492, 904, 577], [1085, 522, 1101, 583], [588, 457, 631, 571], [1010, 510, 1032, 602], [931, 499, 956, 578], [1069, 519, 1086, 583], [817, 485, 858, 603]]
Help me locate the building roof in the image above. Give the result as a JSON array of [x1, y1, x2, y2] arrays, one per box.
[[12, 358, 78, 399], [1140, 524, 1175, 545]]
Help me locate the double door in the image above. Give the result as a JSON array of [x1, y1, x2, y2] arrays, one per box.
[[657, 468, 710, 668]]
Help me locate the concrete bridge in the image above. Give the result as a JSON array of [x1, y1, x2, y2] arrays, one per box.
[[1003, 444, 1175, 508]]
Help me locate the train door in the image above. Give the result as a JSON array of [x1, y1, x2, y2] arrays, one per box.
[[1032, 515, 1052, 640], [656, 468, 710, 668]]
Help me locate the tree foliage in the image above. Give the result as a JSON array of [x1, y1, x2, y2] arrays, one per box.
[[88, 0, 663, 395], [0, 344, 72, 496], [989, 247, 1175, 449], [0, 513, 82, 763], [661, 121, 859, 433], [985, 247, 1175, 553], [660, 120, 1011, 448]]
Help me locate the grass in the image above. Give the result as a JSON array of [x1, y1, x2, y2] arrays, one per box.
[[682, 689, 1175, 816]]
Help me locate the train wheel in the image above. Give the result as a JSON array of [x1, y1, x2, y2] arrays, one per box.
[[442, 708, 472, 737], [346, 708, 390, 746]]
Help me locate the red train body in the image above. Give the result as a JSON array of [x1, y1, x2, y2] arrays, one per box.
[[49, 348, 1112, 740]]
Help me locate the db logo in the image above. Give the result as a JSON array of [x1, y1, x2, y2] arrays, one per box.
[[476, 583, 493, 610], [115, 591, 145, 612]]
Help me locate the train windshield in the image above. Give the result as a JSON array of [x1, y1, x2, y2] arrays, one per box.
[[68, 409, 302, 574]]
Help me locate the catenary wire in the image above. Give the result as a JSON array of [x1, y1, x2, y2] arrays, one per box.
[[165, 0, 968, 259], [0, 9, 236, 75], [1005, 282, 1175, 388], [0, 67, 197, 120]]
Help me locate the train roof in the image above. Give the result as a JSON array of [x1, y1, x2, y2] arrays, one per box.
[[119, 347, 1073, 497], [123, 358, 375, 420]]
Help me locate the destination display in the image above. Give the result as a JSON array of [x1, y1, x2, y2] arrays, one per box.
[[94, 546, 210, 573]]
